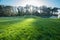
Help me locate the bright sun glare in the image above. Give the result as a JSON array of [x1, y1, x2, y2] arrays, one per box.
[[20, 0, 44, 7]]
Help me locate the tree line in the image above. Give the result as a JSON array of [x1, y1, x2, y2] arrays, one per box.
[[0, 5, 60, 18]]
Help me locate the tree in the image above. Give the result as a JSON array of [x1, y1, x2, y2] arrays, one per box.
[[0, 5, 4, 16], [25, 5, 31, 15], [3, 6, 18, 16], [3, 6, 13, 16], [47, 7, 52, 16], [52, 7, 58, 16], [40, 6, 52, 17], [17, 6, 25, 16]]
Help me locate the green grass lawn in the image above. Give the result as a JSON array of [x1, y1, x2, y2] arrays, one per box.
[[0, 16, 60, 40]]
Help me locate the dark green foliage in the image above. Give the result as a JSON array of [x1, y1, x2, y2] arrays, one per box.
[[0, 5, 59, 17]]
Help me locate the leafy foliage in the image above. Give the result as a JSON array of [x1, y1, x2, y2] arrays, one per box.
[[0, 5, 59, 17]]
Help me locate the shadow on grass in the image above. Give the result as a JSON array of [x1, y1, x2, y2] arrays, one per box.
[[31, 18, 60, 40], [0, 17, 60, 40]]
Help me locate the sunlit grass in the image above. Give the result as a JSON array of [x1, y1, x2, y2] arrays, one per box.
[[0, 16, 60, 40]]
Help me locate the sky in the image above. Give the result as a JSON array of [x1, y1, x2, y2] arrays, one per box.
[[0, 0, 60, 7]]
